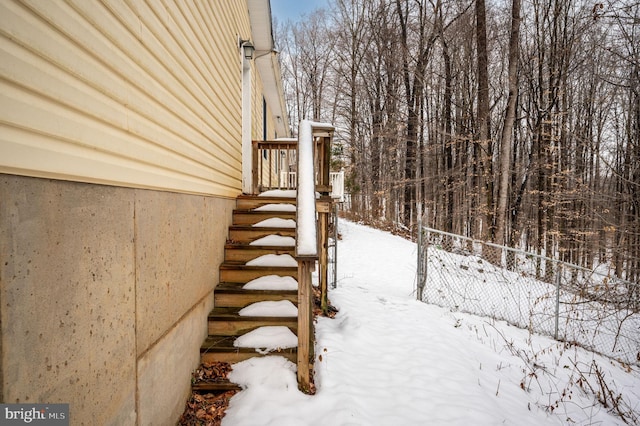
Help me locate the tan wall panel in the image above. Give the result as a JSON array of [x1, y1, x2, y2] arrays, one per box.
[[0, 176, 138, 424], [0, 174, 234, 423], [134, 190, 232, 356], [137, 294, 213, 426]]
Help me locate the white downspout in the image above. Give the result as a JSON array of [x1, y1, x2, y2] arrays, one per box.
[[241, 43, 253, 194]]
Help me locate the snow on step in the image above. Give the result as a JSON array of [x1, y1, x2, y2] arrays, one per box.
[[250, 235, 295, 246], [227, 357, 297, 391], [233, 326, 298, 352], [253, 203, 296, 212], [242, 275, 298, 290], [252, 218, 296, 228], [245, 254, 297, 267], [239, 300, 298, 317], [259, 189, 296, 198]]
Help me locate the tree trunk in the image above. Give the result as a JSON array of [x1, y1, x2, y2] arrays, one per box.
[[475, 0, 493, 242], [495, 0, 521, 247]]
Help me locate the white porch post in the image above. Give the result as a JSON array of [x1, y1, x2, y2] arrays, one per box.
[[241, 45, 253, 194]]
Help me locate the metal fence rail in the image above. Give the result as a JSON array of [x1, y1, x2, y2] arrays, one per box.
[[417, 226, 640, 366]]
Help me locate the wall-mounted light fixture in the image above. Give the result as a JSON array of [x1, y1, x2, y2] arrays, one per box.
[[239, 40, 255, 60]]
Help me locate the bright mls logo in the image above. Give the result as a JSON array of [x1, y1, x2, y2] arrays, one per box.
[[1, 404, 68, 425]]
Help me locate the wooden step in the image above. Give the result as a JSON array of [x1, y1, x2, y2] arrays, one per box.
[[200, 335, 297, 364], [224, 244, 295, 263], [232, 209, 296, 226], [214, 283, 297, 308], [191, 381, 242, 393], [196, 192, 306, 370], [219, 264, 298, 283], [236, 195, 297, 210], [208, 308, 297, 336], [228, 226, 296, 244]]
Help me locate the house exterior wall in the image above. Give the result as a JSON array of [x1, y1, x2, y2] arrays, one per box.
[[0, 0, 286, 424], [0, 0, 253, 196]]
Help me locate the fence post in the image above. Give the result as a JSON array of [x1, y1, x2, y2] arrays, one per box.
[[424, 228, 429, 302], [554, 262, 562, 340], [332, 202, 338, 289], [417, 204, 424, 301]]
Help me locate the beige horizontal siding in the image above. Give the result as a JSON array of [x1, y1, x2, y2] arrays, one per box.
[[0, 0, 258, 197]]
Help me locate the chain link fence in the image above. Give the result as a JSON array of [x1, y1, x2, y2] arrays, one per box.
[[417, 226, 640, 366]]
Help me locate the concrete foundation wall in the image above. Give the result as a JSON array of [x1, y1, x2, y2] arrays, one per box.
[[0, 174, 233, 424]]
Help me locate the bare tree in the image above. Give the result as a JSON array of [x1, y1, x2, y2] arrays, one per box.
[[475, 0, 493, 242], [495, 0, 521, 247], [279, 0, 640, 289]]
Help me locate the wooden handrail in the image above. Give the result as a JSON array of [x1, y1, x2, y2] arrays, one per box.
[[295, 120, 334, 392]]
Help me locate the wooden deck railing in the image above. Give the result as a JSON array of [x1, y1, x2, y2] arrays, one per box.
[[276, 171, 345, 201], [251, 139, 297, 194], [253, 121, 334, 392]]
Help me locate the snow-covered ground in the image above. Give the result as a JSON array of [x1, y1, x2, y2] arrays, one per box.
[[222, 220, 640, 425]]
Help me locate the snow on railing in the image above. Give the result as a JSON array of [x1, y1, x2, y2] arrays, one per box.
[[295, 120, 319, 257], [294, 119, 335, 257], [295, 119, 334, 393]]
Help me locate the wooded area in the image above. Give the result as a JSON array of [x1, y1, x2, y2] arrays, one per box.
[[275, 0, 640, 285]]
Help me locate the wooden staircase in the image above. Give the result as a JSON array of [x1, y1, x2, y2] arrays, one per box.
[[188, 122, 336, 399], [193, 193, 304, 393]]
